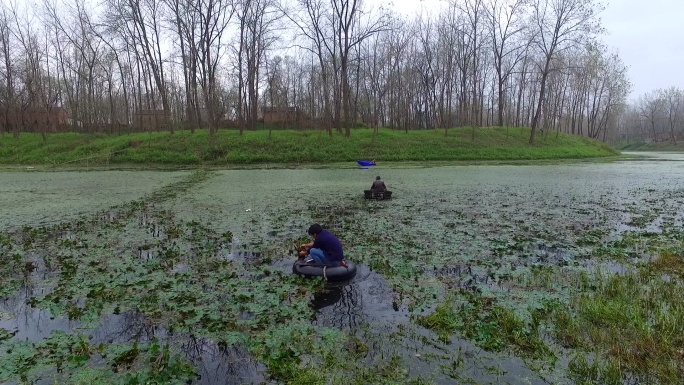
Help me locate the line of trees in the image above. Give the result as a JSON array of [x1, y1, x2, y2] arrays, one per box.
[[619, 87, 684, 144], [0, 0, 630, 144]]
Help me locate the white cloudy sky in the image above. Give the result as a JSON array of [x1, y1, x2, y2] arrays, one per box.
[[601, 0, 684, 99], [390, 0, 684, 101]]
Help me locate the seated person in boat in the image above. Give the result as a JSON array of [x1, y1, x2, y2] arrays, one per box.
[[371, 175, 386, 193], [300, 224, 344, 266]]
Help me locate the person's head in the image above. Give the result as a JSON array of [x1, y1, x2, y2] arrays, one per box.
[[376, 176, 381, 180], [307, 223, 323, 237]]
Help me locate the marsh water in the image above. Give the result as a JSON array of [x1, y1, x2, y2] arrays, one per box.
[[1, 152, 684, 384]]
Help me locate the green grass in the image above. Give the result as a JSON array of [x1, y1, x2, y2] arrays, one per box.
[[0, 127, 619, 166], [552, 253, 684, 384], [415, 290, 553, 362], [617, 139, 684, 151], [416, 250, 684, 383]]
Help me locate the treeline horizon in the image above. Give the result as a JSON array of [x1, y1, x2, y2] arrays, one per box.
[[618, 87, 684, 145], [0, 0, 634, 145]]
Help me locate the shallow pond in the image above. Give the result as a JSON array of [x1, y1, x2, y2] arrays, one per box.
[[2, 153, 684, 384]]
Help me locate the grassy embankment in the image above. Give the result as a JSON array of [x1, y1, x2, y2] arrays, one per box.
[[618, 140, 684, 151], [0, 127, 619, 166]]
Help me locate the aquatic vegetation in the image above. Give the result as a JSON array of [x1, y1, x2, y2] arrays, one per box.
[[0, 172, 321, 383], [567, 354, 623, 385], [552, 263, 684, 384], [3, 159, 684, 384], [415, 290, 554, 362], [0, 332, 197, 384]]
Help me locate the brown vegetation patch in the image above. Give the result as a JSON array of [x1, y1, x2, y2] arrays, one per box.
[[650, 252, 684, 278]]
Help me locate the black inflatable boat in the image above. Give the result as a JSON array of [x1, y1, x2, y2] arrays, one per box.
[[292, 260, 357, 281]]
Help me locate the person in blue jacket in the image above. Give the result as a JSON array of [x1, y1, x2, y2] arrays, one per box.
[[300, 223, 344, 266]]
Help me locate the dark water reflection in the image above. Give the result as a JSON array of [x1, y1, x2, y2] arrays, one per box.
[[312, 265, 409, 330]]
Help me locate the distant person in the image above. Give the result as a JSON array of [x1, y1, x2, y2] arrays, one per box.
[[300, 224, 344, 266], [371, 175, 386, 193]]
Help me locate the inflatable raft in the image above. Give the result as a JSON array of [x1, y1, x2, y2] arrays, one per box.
[[292, 260, 357, 281], [364, 189, 392, 200]]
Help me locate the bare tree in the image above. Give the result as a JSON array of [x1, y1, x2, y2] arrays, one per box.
[[286, 0, 338, 135], [43, 0, 104, 131], [661, 87, 683, 144], [455, 0, 486, 133], [195, 0, 235, 136], [0, 0, 644, 148], [332, 0, 387, 136], [637, 91, 665, 143], [485, 0, 528, 127], [0, 3, 19, 137], [107, 0, 173, 133], [356, 15, 412, 134], [527, 0, 603, 144], [236, 0, 281, 134], [163, 0, 200, 132], [78, 9, 132, 131], [286, 0, 387, 136], [414, 15, 439, 130]]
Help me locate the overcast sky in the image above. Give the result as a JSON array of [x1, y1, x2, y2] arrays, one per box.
[[390, 0, 684, 101], [601, 0, 684, 99]]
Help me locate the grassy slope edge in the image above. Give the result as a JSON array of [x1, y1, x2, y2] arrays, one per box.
[[0, 127, 619, 166]]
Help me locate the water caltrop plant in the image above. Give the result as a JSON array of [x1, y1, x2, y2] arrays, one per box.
[[3, 160, 684, 384]]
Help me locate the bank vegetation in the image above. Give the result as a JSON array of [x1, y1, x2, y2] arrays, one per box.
[[0, 128, 618, 166]]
